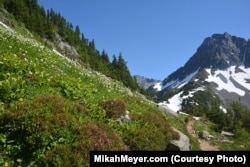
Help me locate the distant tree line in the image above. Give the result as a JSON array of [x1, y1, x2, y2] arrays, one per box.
[[0, 0, 142, 91], [182, 90, 250, 137]]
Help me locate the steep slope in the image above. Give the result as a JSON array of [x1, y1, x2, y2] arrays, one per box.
[[0, 19, 179, 166], [152, 32, 250, 110], [0, 0, 140, 92]]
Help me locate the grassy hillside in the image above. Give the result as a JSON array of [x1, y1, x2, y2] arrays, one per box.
[[2, 4, 249, 167], [0, 17, 182, 166], [0, 0, 142, 92]]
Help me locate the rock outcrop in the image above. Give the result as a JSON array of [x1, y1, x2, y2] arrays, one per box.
[[55, 33, 79, 56], [167, 127, 190, 151], [134, 75, 160, 89]]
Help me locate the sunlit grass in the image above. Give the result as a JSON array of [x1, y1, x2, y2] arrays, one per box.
[[0, 20, 178, 166]]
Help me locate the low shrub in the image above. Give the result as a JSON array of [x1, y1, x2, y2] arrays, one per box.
[[123, 111, 173, 150], [99, 99, 127, 119], [0, 95, 88, 166], [75, 122, 129, 166]]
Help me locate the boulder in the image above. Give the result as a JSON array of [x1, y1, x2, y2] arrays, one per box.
[[115, 110, 131, 123], [221, 131, 234, 137], [202, 130, 214, 140], [125, 88, 133, 97], [166, 127, 190, 151]]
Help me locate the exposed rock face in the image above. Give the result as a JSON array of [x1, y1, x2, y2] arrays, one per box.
[[55, 33, 78, 56], [149, 32, 250, 109], [134, 75, 160, 89], [167, 128, 190, 151], [193, 32, 250, 69], [162, 32, 250, 87]]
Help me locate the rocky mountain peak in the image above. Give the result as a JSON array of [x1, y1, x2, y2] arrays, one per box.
[[197, 32, 250, 69], [149, 33, 250, 109], [161, 33, 250, 87]]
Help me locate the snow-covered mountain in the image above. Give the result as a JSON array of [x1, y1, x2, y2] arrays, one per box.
[[151, 32, 250, 112]]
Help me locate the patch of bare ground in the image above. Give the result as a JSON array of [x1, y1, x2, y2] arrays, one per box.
[[187, 120, 219, 151]]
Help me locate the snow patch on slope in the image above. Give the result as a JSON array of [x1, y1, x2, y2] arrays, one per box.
[[153, 82, 162, 91], [182, 87, 205, 99], [205, 66, 250, 96], [158, 91, 183, 112], [177, 69, 200, 89], [153, 68, 199, 91], [158, 87, 205, 112]]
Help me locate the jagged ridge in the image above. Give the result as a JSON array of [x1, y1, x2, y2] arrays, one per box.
[[151, 32, 250, 109]]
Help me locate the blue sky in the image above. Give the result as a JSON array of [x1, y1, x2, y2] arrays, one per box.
[[38, 0, 250, 80]]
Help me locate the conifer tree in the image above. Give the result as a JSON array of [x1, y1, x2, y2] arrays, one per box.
[[0, 0, 141, 92]]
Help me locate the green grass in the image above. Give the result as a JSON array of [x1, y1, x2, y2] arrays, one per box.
[[0, 19, 179, 166], [192, 117, 250, 150], [2, 13, 249, 166]]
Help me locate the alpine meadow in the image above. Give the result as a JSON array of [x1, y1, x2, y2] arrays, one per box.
[[1, 0, 250, 167]]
